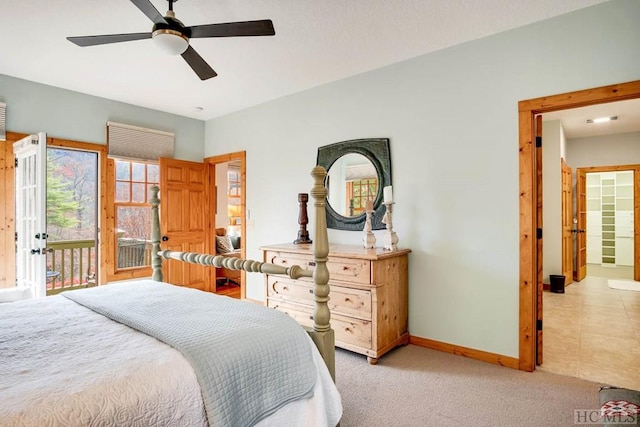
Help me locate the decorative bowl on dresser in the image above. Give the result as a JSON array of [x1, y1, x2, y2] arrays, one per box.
[[261, 243, 410, 364]]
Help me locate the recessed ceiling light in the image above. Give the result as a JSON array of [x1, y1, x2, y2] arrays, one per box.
[[193, 107, 204, 112], [586, 115, 618, 124]]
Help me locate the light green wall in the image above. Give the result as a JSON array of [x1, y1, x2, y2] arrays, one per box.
[[567, 132, 640, 168], [0, 74, 204, 161], [204, 0, 640, 358]]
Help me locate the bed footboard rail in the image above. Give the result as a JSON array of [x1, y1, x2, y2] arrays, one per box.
[[156, 250, 313, 281]]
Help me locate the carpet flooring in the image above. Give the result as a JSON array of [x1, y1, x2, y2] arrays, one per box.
[[335, 344, 603, 426]]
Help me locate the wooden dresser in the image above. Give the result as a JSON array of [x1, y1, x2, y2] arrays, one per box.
[[261, 243, 410, 364]]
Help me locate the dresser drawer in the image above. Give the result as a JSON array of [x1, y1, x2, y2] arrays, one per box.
[[267, 299, 315, 328], [326, 256, 371, 285], [267, 276, 315, 306], [267, 276, 372, 319], [332, 313, 372, 349], [266, 251, 371, 285], [268, 300, 372, 350], [266, 251, 313, 272]]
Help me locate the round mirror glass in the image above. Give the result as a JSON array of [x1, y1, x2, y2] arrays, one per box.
[[326, 153, 379, 218]]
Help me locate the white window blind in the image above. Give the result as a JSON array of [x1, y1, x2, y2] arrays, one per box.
[[0, 102, 6, 141], [107, 121, 174, 160], [345, 163, 377, 180]]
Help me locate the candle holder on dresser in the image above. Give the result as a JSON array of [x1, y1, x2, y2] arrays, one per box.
[[382, 202, 399, 251], [294, 193, 312, 244], [362, 203, 376, 249]]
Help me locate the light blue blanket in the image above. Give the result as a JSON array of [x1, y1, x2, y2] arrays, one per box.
[[62, 280, 316, 426]]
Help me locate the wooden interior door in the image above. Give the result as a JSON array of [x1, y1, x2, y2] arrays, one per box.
[[561, 159, 573, 285], [159, 157, 209, 291], [575, 169, 587, 281]]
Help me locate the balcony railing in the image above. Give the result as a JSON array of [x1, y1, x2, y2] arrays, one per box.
[[46, 239, 97, 296], [46, 238, 152, 296], [117, 238, 152, 269]]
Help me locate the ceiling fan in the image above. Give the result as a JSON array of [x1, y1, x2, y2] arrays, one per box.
[[67, 0, 275, 80]]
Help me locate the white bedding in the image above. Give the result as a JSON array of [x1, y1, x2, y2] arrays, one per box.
[[0, 293, 342, 426]]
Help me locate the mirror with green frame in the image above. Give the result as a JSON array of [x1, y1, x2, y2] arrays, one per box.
[[316, 138, 391, 231]]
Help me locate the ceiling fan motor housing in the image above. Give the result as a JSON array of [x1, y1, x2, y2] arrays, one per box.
[[153, 11, 189, 36]]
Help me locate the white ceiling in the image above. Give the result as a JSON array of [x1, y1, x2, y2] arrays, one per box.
[[544, 98, 640, 139], [1, 0, 612, 121]]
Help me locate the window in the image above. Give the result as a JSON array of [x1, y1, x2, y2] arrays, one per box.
[[227, 168, 242, 225], [346, 178, 378, 216], [113, 159, 159, 270]]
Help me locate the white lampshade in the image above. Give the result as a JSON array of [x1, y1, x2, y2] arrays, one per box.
[[152, 30, 189, 55]]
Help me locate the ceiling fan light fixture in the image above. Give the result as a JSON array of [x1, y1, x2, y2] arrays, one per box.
[[152, 29, 188, 55]]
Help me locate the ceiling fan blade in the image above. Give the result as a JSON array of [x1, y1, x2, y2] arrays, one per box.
[[188, 20, 275, 38], [130, 0, 167, 25], [67, 32, 152, 47], [181, 45, 217, 80]]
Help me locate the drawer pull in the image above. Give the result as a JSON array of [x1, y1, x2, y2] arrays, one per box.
[[309, 315, 314, 320], [308, 261, 316, 267], [344, 327, 351, 332], [308, 289, 313, 294], [344, 297, 351, 302], [271, 283, 288, 293], [343, 266, 349, 271]]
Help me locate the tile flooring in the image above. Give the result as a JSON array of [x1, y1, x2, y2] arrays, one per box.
[[539, 264, 640, 390]]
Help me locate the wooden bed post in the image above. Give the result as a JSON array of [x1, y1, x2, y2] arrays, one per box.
[[309, 166, 336, 381], [150, 185, 163, 282]]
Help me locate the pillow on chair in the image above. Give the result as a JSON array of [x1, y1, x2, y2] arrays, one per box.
[[229, 235, 241, 250], [216, 235, 234, 254]]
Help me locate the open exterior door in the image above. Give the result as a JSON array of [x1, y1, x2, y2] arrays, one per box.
[[159, 157, 209, 291], [575, 169, 587, 281], [13, 132, 47, 298], [561, 159, 573, 285]]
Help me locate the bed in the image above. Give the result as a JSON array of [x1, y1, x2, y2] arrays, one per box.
[[0, 165, 341, 427]]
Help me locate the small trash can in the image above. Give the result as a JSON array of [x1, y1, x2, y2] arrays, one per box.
[[550, 275, 565, 293]]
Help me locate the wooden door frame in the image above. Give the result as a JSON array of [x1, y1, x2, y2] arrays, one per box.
[[204, 151, 247, 299], [518, 80, 640, 372]]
